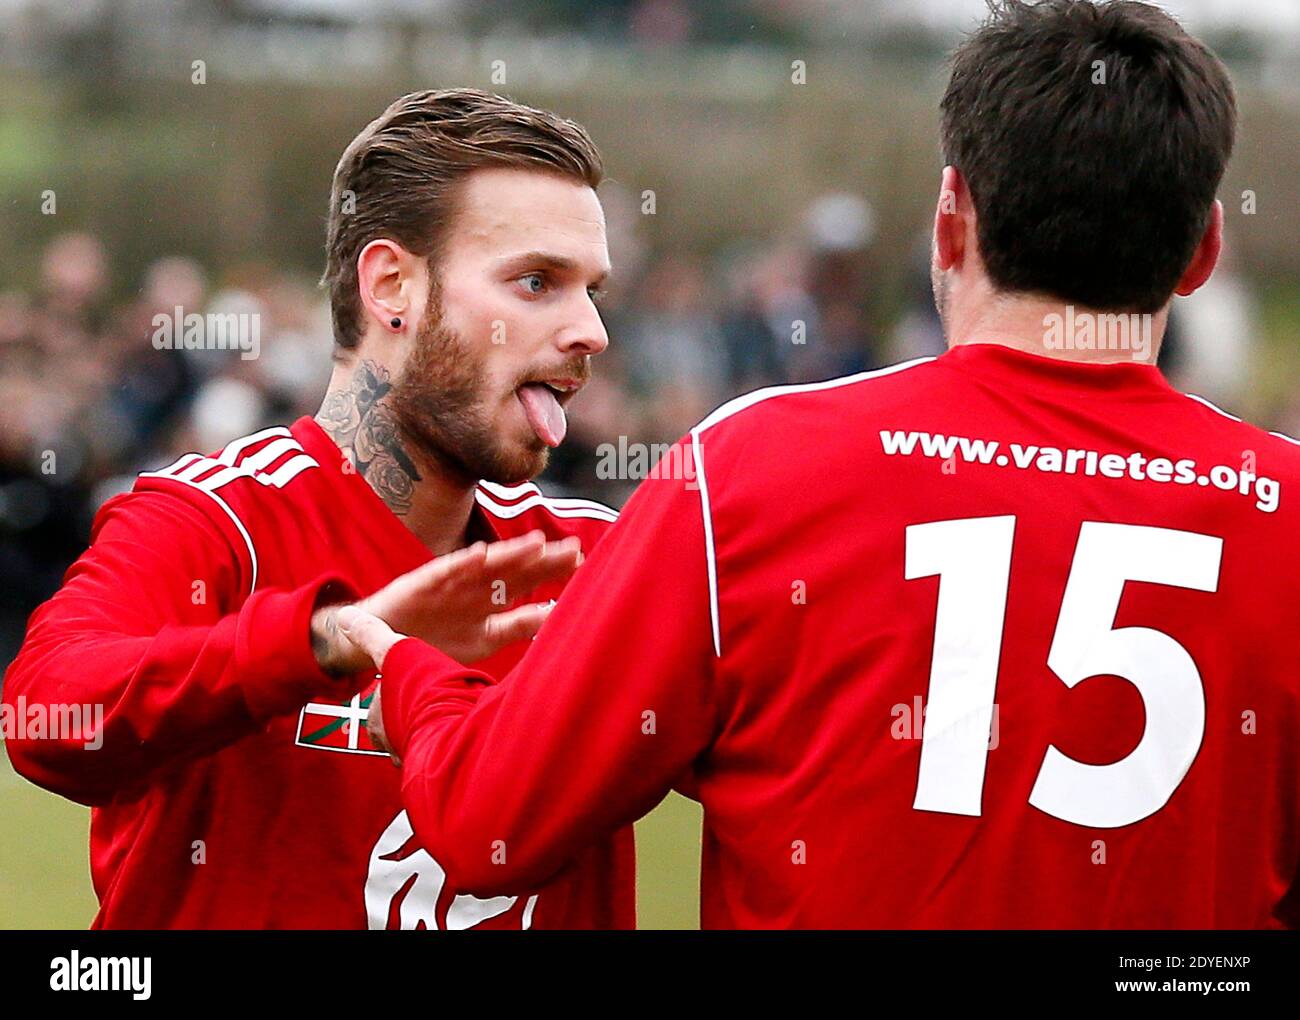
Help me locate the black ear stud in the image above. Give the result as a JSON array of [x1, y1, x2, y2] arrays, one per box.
[[390, 317, 402, 329]]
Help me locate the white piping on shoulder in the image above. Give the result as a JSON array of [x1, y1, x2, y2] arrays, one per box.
[[689, 429, 721, 658], [476, 480, 536, 499], [137, 426, 318, 596], [689, 357, 937, 658], [216, 425, 293, 465], [694, 357, 936, 434], [134, 470, 260, 595], [1185, 392, 1300, 446]]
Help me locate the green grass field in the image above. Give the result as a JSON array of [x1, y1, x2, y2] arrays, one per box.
[[0, 751, 701, 929]]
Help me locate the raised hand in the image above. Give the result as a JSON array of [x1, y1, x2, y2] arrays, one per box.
[[310, 530, 579, 674]]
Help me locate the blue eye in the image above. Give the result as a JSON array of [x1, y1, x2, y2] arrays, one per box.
[[520, 273, 545, 295]]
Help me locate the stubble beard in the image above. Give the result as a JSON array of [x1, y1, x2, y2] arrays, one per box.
[[387, 302, 549, 487]]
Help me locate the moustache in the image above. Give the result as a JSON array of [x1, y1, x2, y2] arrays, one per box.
[[515, 359, 591, 389]]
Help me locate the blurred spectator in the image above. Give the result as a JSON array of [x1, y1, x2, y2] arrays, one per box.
[[0, 236, 334, 664], [622, 255, 727, 438]]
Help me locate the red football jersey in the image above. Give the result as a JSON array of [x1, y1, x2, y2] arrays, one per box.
[[378, 343, 1300, 928], [2, 417, 634, 929]]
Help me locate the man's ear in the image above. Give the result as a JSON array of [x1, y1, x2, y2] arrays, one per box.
[[356, 239, 419, 332], [934, 166, 970, 272], [1174, 200, 1223, 297]]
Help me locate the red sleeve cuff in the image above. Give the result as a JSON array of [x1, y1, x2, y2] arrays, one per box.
[[236, 573, 362, 719], [380, 638, 492, 760]]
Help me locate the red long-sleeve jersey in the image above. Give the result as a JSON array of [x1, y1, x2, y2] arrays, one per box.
[[2, 416, 634, 929], [381, 343, 1300, 928]]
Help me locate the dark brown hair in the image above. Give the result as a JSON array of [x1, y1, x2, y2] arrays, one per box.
[[941, 0, 1236, 312], [322, 89, 603, 350]]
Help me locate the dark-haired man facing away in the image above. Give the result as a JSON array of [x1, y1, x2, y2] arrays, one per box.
[[4, 90, 633, 929], [350, 1, 1300, 927]]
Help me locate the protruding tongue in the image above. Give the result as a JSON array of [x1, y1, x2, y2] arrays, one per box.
[[517, 383, 567, 447]]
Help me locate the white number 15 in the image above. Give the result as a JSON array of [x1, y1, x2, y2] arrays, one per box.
[[905, 517, 1222, 828]]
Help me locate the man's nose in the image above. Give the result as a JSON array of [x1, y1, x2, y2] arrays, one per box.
[[556, 298, 609, 357]]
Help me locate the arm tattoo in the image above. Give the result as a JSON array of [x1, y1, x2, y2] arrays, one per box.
[[317, 361, 421, 515]]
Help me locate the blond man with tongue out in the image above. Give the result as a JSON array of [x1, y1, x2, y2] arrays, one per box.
[[4, 89, 633, 929]]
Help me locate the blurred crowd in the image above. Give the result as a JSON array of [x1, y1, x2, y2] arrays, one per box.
[[0, 232, 336, 661]]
